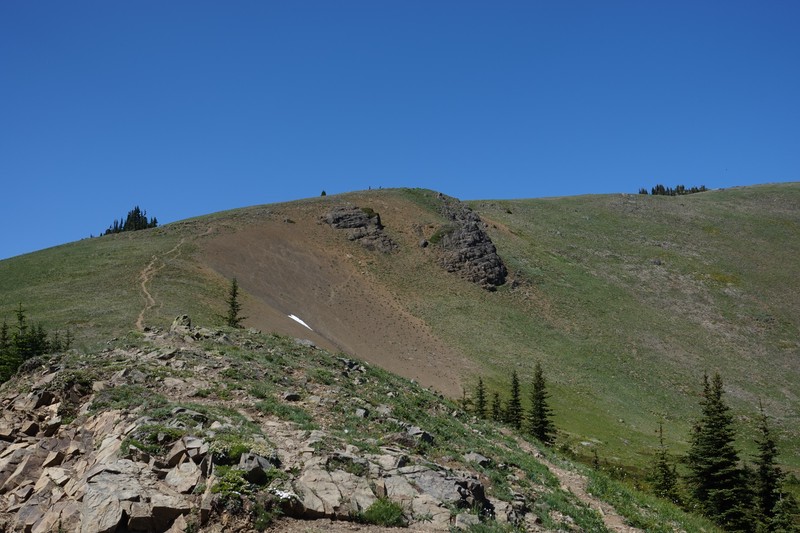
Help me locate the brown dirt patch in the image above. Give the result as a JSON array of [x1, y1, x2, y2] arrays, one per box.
[[197, 207, 468, 397]]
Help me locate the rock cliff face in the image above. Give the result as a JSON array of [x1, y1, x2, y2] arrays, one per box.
[[436, 196, 507, 290], [322, 205, 398, 253], [0, 316, 581, 532]]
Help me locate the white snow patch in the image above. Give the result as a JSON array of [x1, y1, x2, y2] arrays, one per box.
[[288, 314, 313, 331]]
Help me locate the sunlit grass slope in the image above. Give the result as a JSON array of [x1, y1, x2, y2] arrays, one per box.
[[1, 183, 797, 478]]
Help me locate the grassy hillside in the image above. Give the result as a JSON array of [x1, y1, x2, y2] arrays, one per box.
[[1, 183, 798, 482]]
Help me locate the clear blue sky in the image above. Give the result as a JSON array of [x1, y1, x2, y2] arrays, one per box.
[[2, 1, 799, 259]]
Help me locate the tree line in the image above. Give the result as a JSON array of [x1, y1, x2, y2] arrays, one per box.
[[104, 206, 158, 235], [471, 367, 798, 531], [467, 362, 556, 445], [0, 305, 71, 383], [639, 184, 709, 196]]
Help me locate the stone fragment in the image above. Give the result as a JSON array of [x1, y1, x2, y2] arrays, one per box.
[[165, 458, 201, 494], [406, 426, 434, 445], [21, 421, 39, 437], [238, 452, 278, 485], [126, 501, 153, 531], [150, 492, 191, 531], [454, 513, 481, 528], [464, 452, 491, 467]]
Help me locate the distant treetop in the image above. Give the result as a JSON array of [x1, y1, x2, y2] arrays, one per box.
[[104, 206, 158, 235], [639, 184, 708, 196]]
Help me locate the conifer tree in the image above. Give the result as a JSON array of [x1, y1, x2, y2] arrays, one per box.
[[754, 401, 783, 528], [474, 377, 487, 419], [685, 373, 751, 529], [224, 278, 246, 328], [527, 361, 555, 444], [505, 369, 523, 429], [652, 423, 679, 503], [491, 391, 502, 422]]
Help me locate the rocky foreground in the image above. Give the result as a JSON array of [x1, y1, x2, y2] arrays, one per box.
[[0, 317, 608, 532]]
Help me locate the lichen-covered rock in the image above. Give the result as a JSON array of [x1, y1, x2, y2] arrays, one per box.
[[322, 205, 398, 253], [436, 197, 507, 289]]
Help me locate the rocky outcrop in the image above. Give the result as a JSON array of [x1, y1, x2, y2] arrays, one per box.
[[322, 205, 398, 253], [435, 195, 507, 289], [0, 317, 587, 532]]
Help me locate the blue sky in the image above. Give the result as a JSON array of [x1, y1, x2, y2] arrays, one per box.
[[2, 1, 798, 259]]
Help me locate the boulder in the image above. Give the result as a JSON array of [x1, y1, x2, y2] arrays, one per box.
[[322, 205, 398, 253], [435, 196, 507, 289], [406, 426, 434, 445], [170, 315, 191, 334], [238, 452, 276, 485], [165, 459, 200, 494], [464, 452, 491, 467]]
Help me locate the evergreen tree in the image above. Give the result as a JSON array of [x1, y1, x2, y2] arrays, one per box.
[[770, 494, 800, 532], [652, 423, 679, 503], [0, 305, 60, 383], [0, 319, 15, 383], [505, 369, 523, 430], [527, 361, 556, 444], [104, 206, 158, 235], [685, 373, 752, 530], [754, 401, 783, 528], [491, 391, 502, 422], [474, 377, 487, 419], [224, 278, 246, 328]]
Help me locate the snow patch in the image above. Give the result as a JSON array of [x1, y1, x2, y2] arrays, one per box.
[[288, 314, 313, 331]]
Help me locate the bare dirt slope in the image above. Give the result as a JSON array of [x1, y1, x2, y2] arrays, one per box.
[[198, 197, 469, 397]]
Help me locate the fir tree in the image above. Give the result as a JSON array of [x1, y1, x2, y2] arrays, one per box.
[[754, 401, 783, 528], [474, 377, 487, 419], [685, 373, 752, 530], [491, 391, 502, 422], [652, 423, 679, 503], [224, 278, 246, 328], [770, 494, 800, 532], [527, 361, 556, 445], [505, 369, 523, 430]]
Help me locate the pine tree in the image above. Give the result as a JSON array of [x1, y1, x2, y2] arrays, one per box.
[[474, 377, 487, 419], [224, 278, 246, 328], [770, 494, 800, 532], [652, 423, 679, 503], [505, 369, 523, 429], [754, 401, 783, 528], [527, 361, 555, 445], [491, 391, 502, 422], [685, 373, 751, 530], [0, 319, 15, 383]]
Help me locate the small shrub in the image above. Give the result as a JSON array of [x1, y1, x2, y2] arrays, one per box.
[[359, 498, 407, 527], [256, 399, 317, 430]]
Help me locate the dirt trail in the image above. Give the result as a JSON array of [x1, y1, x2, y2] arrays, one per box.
[[135, 238, 186, 331], [501, 429, 642, 533]]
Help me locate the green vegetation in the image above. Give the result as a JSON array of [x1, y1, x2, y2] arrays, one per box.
[[2, 183, 799, 528], [527, 361, 556, 445], [222, 277, 246, 328], [358, 498, 407, 527], [104, 205, 158, 235], [639, 184, 709, 196], [0, 304, 70, 383]]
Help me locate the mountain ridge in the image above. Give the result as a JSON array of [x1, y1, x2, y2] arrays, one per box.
[[1, 184, 798, 478]]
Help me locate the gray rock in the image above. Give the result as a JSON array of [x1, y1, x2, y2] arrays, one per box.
[[406, 426, 434, 445], [165, 459, 201, 494], [238, 452, 277, 485], [322, 205, 398, 253], [464, 452, 491, 467], [454, 512, 481, 528], [435, 196, 507, 289]]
